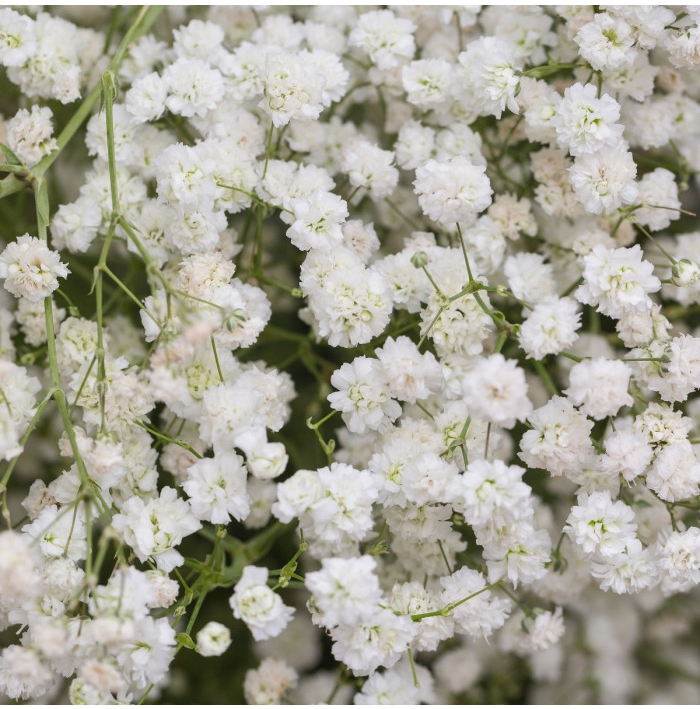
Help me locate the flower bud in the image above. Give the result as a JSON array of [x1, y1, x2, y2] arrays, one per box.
[[411, 250, 428, 268], [247, 442, 289, 480], [196, 621, 232, 657], [671, 258, 700, 287]]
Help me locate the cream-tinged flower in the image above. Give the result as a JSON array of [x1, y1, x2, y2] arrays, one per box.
[[229, 565, 294, 641], [569, 147, 638, 215], [0, 234, 69, 302], [565, 491, 637, 558], [414, 157, 492, 226], [576, 244, 660, 318], [196, 622, 232, 657], [111, 487, 201, 572]]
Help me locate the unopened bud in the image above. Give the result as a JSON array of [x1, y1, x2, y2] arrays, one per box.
[[411, 251, 428, 268], [671, 258, 700, 287]]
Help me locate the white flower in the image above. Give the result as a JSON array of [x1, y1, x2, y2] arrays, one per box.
[[600, 430, 653, 483], [0, 9, 36, 68], [375, 335, 443, 403], [183, 451, 250, 524], [244, 658, 298, 705], [565, 358, 633, 420], [287, 190, 348, 251], [520, 396, 594, 477], [569, 147, 638, 215], [389, 582, 453, 653], [504, 252, 556, 305], [575, 12, 637, 70], [309, 265, 393, 348], [452, 458, 533, 531], [646, 440, 700, 502], [78, 660, 124, 695], [272, 470, 323, 524], [648, 334, 700, 403], [307, 464, 378, 547], [666, 25, 700, 69], [402, 58, 453, 109], [111, 487, 201, 572], [521, 608, 565, 652], [402, 451, 459, 506], [565, 491, 637, 558], [421, 290, 494, 358], [229, 565, 294, 641], [22, 503, 86, 562], [0, 531, 40, 612], [440, 567, 511, 638], [196, 622, 232, 657], [354, 660, 428, 705], [634, 401, 691, 447], [550, 83, 624, 157], [259, 51, 325, 128], [487, 193, 537, 240], [306, 556, 383, 628], [634, 168, 681, 232], [349, 10, 416, 70], [671, 259, 700, 288], [126, 71, 167, 123], [518, 297, 581, 360], [115, 615, 176, 689], [576, 244, 660, 318], [328, 356, 400, 435], [462, 354, 532, 428], [173, 18, 225, 62], [50, 196, 102, 253], [483, 523, 552, 587], [0, 645, 56, 700], [589, 537, 657, 594], [6, 105, 56, 167], [246, 442, 288, 480], [414, 157, 493, 226], [0, 234, 69, 301], [658, 528, 700, 588], [341, 140, 398, 200], [145, 569, 179, 609], [457, 36, 521, 118], [329, 607, 416, 676], [163, 57, 224, 118]]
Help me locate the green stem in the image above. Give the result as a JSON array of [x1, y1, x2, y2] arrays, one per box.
[[412, 579, 504, 620], [532, 359, 558, 396], [407, 647, 420, 688], [133, 419, 203, 459]]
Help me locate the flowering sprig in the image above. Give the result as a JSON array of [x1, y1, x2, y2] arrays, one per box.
[[0, 5, 700, 706]]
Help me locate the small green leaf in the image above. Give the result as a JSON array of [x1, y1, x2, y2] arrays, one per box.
[[0, 141, 22, 166], [34, 178, 50, 227], [176, 633, 196, 650]]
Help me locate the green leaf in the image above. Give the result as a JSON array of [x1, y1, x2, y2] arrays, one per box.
[[0, 174, 23, 200], [176, 633, 196, 650], [0, 142, 22, 166], [34, 177, 50, 227]]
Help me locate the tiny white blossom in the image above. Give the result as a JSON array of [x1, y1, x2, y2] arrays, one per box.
[[196, 622, 232, 657], [229, 565, 294, 641], [0, 234, 69, 302]]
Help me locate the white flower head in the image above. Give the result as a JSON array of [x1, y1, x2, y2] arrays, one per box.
[[196, 621, 232, 657], [349, 10, 416, 70], [229, 565, 294, 641], [565, 491, 637, 558], [0, 234, 69, 302], [462, 354, 532, 428], [414, 157, 493, 226], [576, 244, 660, 318]]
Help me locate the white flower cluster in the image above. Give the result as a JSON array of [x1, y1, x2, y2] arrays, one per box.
[[1, 5, 700, 706]]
